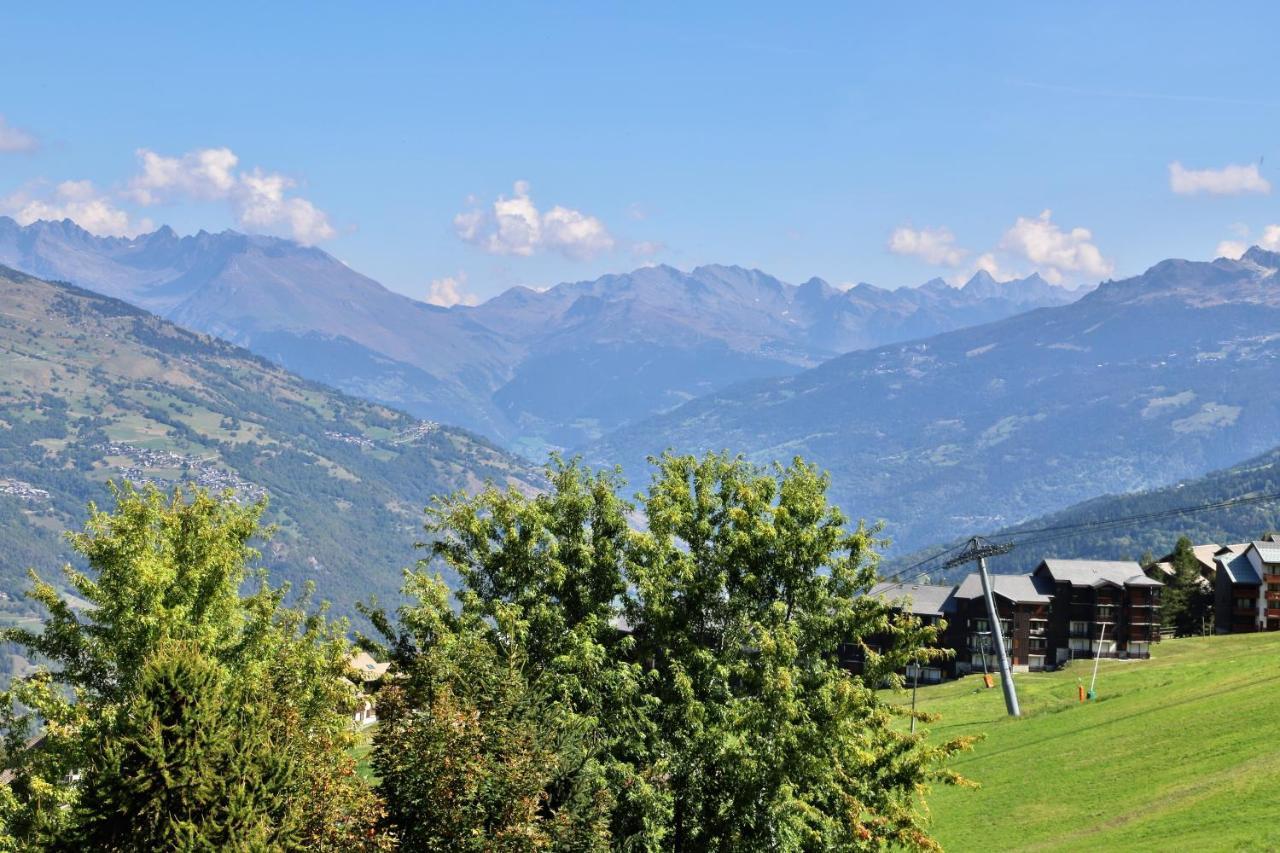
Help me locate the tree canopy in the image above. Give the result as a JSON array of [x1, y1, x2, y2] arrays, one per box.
[[0, 484, 387, 850], [366, 453, 970, 851]]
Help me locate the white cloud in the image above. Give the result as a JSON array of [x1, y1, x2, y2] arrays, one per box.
[[1259, 225, 1280, 251], [1216, 240, 1248, 260], [0, 116, 38, 153], [426, 272, 479, 308], [127, 147, 239, 204], [235, 168, 336, 244], [1169, 161, 1270, 196], [972, 252, 1004, 279], [454, 181, 615, 260], [1215, 224, 1280, 260], [998, 209, 1112, 284], [125, 147, 335, 243], [631, 240, 666, 258], [887, 225, 967, 267], [2, 180, 151, 237]]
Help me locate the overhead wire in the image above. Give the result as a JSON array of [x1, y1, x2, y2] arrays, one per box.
[[870, 489, 1280, 595]]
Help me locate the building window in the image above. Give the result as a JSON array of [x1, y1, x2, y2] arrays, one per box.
[[1129, 642, 1150, 656], [1068, 638, 1091, 652], [1028, 655, 1046, 671], [1095, 605, 1116, 621], [1236, 598, 1256, 609], [1069, 620, 1089, 636]]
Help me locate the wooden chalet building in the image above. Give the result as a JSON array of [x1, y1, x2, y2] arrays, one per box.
[[950, 572, 1055, 673], [858, 558, 1165, 683], [1031, 559, 1162, 662], [1214, 536, 1280, 634], [843, 582, 959, 683]]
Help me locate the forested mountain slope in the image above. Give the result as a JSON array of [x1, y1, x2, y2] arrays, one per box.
[[0, 265, 540, 622], [887, 443, 1280, 580]]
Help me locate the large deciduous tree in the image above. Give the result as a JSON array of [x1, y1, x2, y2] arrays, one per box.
[[368, 453, 969, 851]]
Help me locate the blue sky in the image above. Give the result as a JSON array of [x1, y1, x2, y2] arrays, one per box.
[[3, 2, 1279, 302]]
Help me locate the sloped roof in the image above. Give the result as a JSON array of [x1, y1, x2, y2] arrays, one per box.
[[1251, 540, 1280, 566], [1192, 544, 1225, 571], [1221, 550, 1262, 585], [1036, 559, 1162, 588], [348, 651, 391, 682], [953, 572, 1054, 603], [868, 582, 957, 616]]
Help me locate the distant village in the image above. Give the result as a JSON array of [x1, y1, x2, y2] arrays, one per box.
[[0, 477, 50, 502], [851, 534, 1280, 685], [98, 442, 267, 502]]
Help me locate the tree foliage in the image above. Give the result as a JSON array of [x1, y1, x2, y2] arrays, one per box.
[[0, 484, 388, 850], [368, 453, 970, 851], [1160, 536, 1214, 637], [62, 643, 299, 850]]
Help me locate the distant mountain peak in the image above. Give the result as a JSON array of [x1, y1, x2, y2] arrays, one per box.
[[1242, 245, 1280, 270]]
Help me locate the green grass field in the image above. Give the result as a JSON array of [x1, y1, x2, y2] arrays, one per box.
[[907, 633, 1280, 851]]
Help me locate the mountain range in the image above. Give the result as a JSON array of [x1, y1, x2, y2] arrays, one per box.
[[0, 264, 539, 623], [0, 217, 1082, 453], [587, 247, 1280, 555]]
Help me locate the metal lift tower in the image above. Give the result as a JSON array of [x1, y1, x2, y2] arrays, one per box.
[[946, 537, 1020, 718]]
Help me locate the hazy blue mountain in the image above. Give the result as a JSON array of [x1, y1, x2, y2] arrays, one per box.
[[0, 217, 516, 437], [885, 441, 1280, 582], [0, 217, 1082, 453], [586, 248, 1280, 555]]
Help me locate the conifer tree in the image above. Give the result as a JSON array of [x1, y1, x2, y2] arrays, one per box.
[[0, 484, 389, 849], [62, 643, 299, 851]]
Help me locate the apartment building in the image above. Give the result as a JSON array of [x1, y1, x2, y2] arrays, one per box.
[[1214, 536, 1280, 633], [1031, 559, 1162, 662]]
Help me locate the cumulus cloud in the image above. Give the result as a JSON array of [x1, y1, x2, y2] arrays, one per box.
[[125, 147, 335, 243], [1216, 240, 1248, 260], [1169, 161, 1270, 196], [2, 180, 151, 237], [454, 181, 615, 260], [1215, 223, 1280, 260], [998, 209, 1112, 284], [887, 225, 967, 267], [425, 272, 480, 308], [0, 116, 38, 153], [127, 147, 239, 204]]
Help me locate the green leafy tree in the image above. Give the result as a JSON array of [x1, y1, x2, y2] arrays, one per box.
[[372, 574, 612, 851], [0, 484, 387, 850], [61, 643, 298, 851], [369, 453, 970, 851]]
